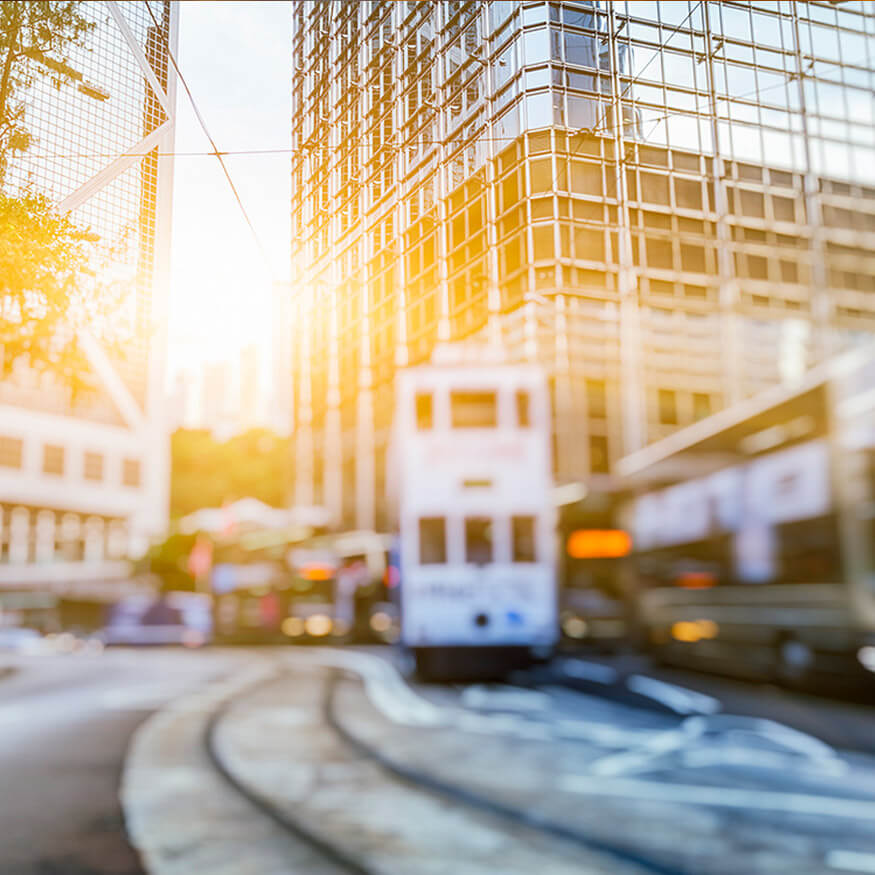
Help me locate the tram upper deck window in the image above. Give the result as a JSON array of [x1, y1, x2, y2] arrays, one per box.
[[451, 391, 497, 428], [516, 390, 530, 427], [419, 517, 446, 565], [466, 517, 493, 565], [416, 392, 433, 430]]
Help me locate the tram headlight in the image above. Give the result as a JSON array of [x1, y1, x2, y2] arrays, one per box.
[[671, 619, 719, 643], [182, 629, 205, 648], [561, 614, 588, 639], [671, 621, 700, 642], [697, 619, 719, 639], [281, 616, 305, 637], [304, 614, 332, 637], [857, 645, 875, 673], [369, 611, 392, 634]]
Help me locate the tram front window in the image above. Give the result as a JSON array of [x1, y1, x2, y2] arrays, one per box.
[[419, 517, 447, 565], [415, 392, 433, 430], [512, 515, 536, 562], [466, 517, 493, 566], [516, 390, 530, 427]]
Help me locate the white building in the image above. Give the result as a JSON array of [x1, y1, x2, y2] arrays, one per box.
[[0, 1, 178, 587]]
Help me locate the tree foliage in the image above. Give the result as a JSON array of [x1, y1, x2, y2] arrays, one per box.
[[170, 428, 294, 519], [0, 2, 112, 389], [0, 1, 95, 181], [0, 190, 100, 388]]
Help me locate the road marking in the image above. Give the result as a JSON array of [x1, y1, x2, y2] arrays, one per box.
[[586, 716, 706, 776], [0, 705, 28, 726], [826, 850, 875, 872], [561, 658, 618, 685], [625, 674, 722, 715], [549, 715, 661, 747], [729, 715, 838, 761], [681, 745, 847, 776], [291, 649, 446, 726], [461, 684, 551, 713], [560, 775, 875, 820]]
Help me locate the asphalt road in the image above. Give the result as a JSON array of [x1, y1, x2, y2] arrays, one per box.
[[555, 647, 875, 754], [0, 648, 236, 875], [2, 644, 874, 875]]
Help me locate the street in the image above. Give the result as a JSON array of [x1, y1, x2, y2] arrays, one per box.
[[0, 648, 240, 875], [3, 645, 875, 875]]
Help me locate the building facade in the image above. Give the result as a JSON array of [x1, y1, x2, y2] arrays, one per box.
[[289, 0, 875, 530], [0, 1, 178, 586]]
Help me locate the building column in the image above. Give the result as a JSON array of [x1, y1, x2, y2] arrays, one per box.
[[552, 296, 580, 483], [703, 2, 743, 408], [139, 0, 179, 550], [9, 507, 30, 564], [791, 6, 833, 366], [294, 287, 315, 509], [608, 3, 645, 456], [34, 510, 55, 563], [355, 384, 375, 530]]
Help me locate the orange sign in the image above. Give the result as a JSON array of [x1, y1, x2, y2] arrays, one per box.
[[566, 529, 631, 559]]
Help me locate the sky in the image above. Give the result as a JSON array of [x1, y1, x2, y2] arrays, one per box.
[[166, 1, 291, 381]]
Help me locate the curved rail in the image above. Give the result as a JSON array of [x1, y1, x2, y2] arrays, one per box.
[[324, 668, 690, 875], [203, 671, 379, 875], [203, 663, 691, 875]]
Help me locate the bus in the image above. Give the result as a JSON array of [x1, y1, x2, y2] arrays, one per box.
[[617, 344, 875, 686], [392, 349, 558, 679], [300, 531, 398, 643]]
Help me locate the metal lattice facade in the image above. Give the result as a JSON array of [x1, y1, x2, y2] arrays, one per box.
[[0, 1, 178, 583], [290, 0, 875, 530]]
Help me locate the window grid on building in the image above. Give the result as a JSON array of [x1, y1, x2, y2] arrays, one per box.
[[290, 0, 875, 528]]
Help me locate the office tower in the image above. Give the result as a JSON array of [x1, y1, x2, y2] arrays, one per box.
[[0, 1, 178, 580], [289, 0, 875, 529], [270, 280, 294, 438], [239, 343, 263, 432], [201, 360, 234, 437]]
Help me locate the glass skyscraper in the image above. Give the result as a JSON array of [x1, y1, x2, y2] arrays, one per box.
[[289, 0, 875, 530], [0, 1, 178, 580]]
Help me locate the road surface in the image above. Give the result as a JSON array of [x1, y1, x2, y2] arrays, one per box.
[[0, 648, 238, 875]]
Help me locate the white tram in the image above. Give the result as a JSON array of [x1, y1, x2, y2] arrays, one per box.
[[392, 350, 558, 679]]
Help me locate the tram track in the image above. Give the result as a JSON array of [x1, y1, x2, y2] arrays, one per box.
[[194, 651, 875, 875], [323, 667, 690, 875], [202, 659, 690, 875], [202, 667, 379, 875]]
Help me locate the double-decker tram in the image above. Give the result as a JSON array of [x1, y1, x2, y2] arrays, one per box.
[[618, 345, 875, 686], [392, 350, 558, 679]]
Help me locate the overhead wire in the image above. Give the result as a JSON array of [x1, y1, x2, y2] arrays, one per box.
[[59, 1, 863, 271], [587, 1, 705, 139], [143, 0, 275, 277]]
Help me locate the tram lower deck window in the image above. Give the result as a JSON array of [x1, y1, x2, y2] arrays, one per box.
[[465, 517, 493, 565], [419, 517, 446, 564], [512, 516, 536, 562], [416, 392, 433, 430], [516, 390, 530, 427]]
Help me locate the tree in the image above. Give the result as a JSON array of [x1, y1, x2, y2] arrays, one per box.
[[0, 2, 110, 389], [170, 428, 294, 519], [0, 1, 95, 182], [0, 190, 100, 390]]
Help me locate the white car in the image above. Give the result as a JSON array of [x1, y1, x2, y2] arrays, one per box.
[[0, 627, 45, 654]]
